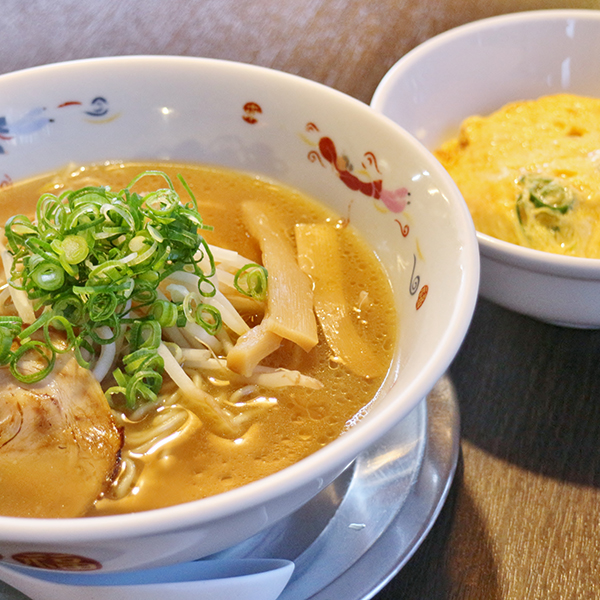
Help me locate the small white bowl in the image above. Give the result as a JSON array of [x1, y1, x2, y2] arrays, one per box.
[[0, 56, 479, 573], [372, 9, 600, 328]]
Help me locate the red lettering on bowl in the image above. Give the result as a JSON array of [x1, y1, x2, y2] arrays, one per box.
[[243, 102, 262, 124], [416, 285, 429, 310], [11, 552, 102, 571]]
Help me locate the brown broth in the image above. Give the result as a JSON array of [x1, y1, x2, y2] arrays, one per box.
[[0, 161, 397, 515]]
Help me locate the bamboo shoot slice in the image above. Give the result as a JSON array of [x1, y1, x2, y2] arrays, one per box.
[[227, 321, 282, 377], [295, 223, 386, 378], [241, 202, 318, 352]]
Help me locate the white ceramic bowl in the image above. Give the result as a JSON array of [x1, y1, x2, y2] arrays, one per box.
[[0, 56, 479, 573], [372, 9, 600, 328]]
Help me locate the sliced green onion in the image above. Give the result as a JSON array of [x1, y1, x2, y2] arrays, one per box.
[[87, 292, 119, 322], [73, 336, 93, 369], [194, 303, 222, 335], [0, 317, 23, 364], [4, 215, 37, 252], [60, 234, 89, 265], [10, 340, 56, 384], [18, 311, 54, 341], [182, 291, 202, 322], [198, 277, 217, 298], [88, 259, 130, 283], [124, 370, 163, 408], [131, 280, 157, 305], [1, 169, 267, 407], [0, 316, 23, 336], [52, 295, 86, 325], [30, 261, 65, 291], [517, 174, 576, 225], [151, 299, 179, 328], [177, 173, 199, 212], [128, 240, 158, 266], [129, 320, 162, 350], [87, 317, 120, 345], [234, 263, 268, 300], [0, 328, 15, 364], [43, 315, 76, 353], [123, 349, 164, 376]]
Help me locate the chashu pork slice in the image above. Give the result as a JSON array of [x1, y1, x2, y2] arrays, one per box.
[[0, 352, 122, 518]]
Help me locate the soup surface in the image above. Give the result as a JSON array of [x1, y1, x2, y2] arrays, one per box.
[[0, 161, 397, 517], [435, 93, 600, 257]]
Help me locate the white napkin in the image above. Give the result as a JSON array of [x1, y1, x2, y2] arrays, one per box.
[[0, 558, 294, 600]]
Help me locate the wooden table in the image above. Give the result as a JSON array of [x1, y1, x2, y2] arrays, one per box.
[[3, 1, 600, 597]]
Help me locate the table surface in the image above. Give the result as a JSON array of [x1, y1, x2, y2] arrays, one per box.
[[3, 1, 600, 598]]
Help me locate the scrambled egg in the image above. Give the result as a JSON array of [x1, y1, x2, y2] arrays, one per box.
[[435, 93, 600, 257]]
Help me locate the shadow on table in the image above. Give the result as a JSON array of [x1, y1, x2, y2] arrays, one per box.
[[376, 455, 501, 600], [449, 297, 600, 487]]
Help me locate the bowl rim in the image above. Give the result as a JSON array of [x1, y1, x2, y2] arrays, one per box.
[[0, 55, 480, 542], [477, 233, 600, 279], [371, 8, 600, 281]]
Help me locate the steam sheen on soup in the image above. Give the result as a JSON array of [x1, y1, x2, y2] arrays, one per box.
[[0, 162, 397, 518]]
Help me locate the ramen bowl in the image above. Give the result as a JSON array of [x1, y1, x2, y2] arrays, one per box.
[[0, 56, 478, 573], [372, 9, 600, 328]]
